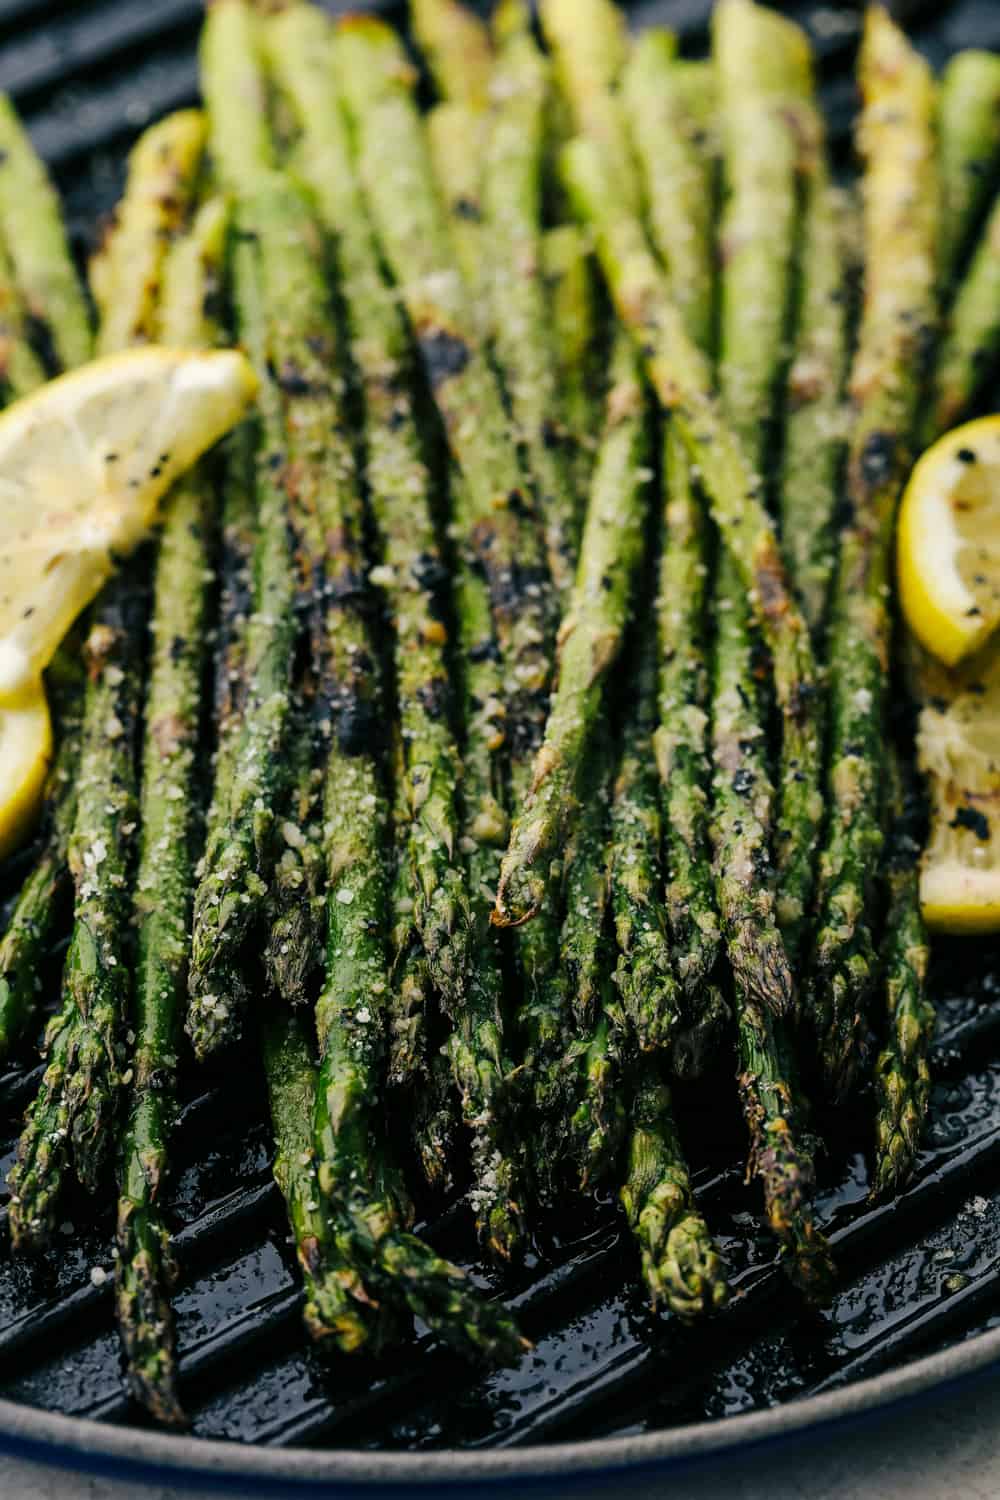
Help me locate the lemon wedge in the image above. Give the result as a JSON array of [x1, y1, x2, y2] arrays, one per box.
[[0, 680, 52, 860], [917, 639, 1000, 932], [897, 414, 1000, 667], [0, 345, 257, 705]]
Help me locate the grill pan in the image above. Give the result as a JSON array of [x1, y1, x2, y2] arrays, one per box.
[[1, 0, 1000, 1491]]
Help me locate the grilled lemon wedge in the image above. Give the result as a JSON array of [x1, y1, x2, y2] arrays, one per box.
[[916, 638, 1000, 933], [898, 415, 1000, 667], [0, 346, 257, 855]]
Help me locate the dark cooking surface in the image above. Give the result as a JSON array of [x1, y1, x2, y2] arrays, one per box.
[[0, 0, 999, 1456]]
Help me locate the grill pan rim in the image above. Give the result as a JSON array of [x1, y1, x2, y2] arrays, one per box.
[[0, 1324, 997, 1489]]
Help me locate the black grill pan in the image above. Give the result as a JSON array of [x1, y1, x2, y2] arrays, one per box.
[[0, 1, 999, 1492]]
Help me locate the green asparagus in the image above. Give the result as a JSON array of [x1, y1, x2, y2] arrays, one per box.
[[410, 0, 494, 112], [779, 142, 852, 639], [871, 750, 933, 1202], [0, 93, 92, 369], [937, 50, 1000, 288], [334, 16, 554, 798], [621, 1059, 728, 1319], [426, 103, 490, 304], [0, 722, 78, 1064], [925, 198, 1000, 442], [92, 111, 207, 357], [563, 137, 822, 1014], [538, 0, 637, 215], [187, 3, 298, 1056], [9, 576, 144, 1247], [808, 6, 937, 1097], [609, 622, 681, 1058], [483, 5, 581, 598], [715, 0, 819, 964], [265, 3, 524, 1259], [541, 224, 600, 499], [0, 237, 48, 399], [116, 198, 228, 1426], [494, 336, 649, 930], [624, 42, 722, 1007]]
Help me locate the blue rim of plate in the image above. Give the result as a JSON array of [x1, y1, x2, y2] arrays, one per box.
[[0, 1322, 997, 1494]]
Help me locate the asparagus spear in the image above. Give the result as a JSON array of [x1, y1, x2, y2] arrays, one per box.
[[266, 0, 471, 1020], [483, 5, 581, 599], [333, 16, 554, 805], [937, 50, 1000, 289], [779, 144, 852, 638], [538, 0, 637, 216], [0, 722, 78, 1064], [8, 576, 144, 1248], [427, 103, 490, 303], [562, 139, 823, 1012], [263, 702, 325, 1009], [263, 1005, 398, 1355], [410, 0, 494, 112], [92, 111, 207, 357], [0, 237, 48, 399], [557, 734, 624, 1187], [715, 0, 820, 965], [621, 1059, 728, 1320], [924, 198, 1000, 442], [187, 6, 298, 1056], [541, 224, 600, 499], [0, 292, 77, 1063], [871, 750, 933, 1202], [449, 473, 527, 1254], [712, 552, 833, 1297], [623, 44, 722, 1007], [609, 623, 682, 1057], [623, 40, 715, 356], [115, 198, 228, 1427], [264, 4, 523, 1259], [714, 0, 812, 463], [8, 104, 208, 1248], [0, 93, 92, 369], [808, 7, 937, 1097], [494, 338, 650, 930]]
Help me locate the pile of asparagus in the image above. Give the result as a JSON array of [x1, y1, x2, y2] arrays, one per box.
[[0, 0, 998, 1428]]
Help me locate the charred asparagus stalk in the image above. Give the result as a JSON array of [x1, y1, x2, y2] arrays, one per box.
[[623, 41, 722, 1008], [538, 0, 637, 216], [621, 1059, 728, 1320], [410, 0, 494, 112], [333, 16, 555, 793], [91, 110, 207, 356], [609, 628, 682, 1058], [562, 138, 823, 1016], [494, 337, 650, 931], [265, 1, 523, 1260], [0, 92, 92, 369], [9, 108, 207, 1250], [115, 198, 228, 1428], [808, 6, 937, 1097], [715, 0, 818, 966], [0, 719, 78, 1064], [937, 49, 1000, 289], [924, 198, 1000, 442], [541, 224, 600, 499], [779, 135, 852, 638], [187, 3, 298, 1056], [483, 2, 581, 598], [871, 750, 933, 1202], [8, 576, 144, 1247], [713, 558, 833, 1299]]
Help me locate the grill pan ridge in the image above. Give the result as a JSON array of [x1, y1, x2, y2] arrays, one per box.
[[1, 0, 1000, 1490]]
